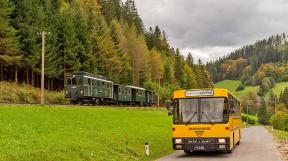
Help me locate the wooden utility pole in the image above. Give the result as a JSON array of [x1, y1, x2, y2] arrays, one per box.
[[274, 97, 277, 114], [38, 31, 50, 105], [157, 78, 160, 109], [246, 104, 249, 124]]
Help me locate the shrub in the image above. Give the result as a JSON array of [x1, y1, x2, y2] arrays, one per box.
[[242, 114, 256, 125], [269, 111, 288, 131], [236, 83, 245, 91]]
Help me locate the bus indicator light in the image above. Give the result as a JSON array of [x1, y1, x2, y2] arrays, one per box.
[[225, 127, 230, 130]]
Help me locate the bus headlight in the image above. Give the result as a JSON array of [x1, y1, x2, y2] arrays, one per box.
[[80, 90, 84, 94], [65, 91, 68, 95], [175, 139, 182, 144], [218, 139, 226, 143]]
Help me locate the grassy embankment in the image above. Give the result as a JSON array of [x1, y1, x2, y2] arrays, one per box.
[[0, 81, 65, 104], [215, 80, 288, 99], [0, 106, 173, 161], [267, 127, 288, 140]]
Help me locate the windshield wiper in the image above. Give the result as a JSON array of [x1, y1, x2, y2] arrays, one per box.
[[185, 111, 197, 125], [201, 112, 214, 125]]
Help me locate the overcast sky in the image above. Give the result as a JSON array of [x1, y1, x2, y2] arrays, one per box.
[[133, 0, 288, 63]]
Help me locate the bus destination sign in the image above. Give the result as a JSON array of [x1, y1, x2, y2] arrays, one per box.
[[186, 90, 214, 97]]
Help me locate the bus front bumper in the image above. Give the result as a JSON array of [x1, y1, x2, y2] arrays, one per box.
[[173, 138, 230, 151]]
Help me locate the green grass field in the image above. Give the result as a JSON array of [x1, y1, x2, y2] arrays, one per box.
[[215, 80, 288, 99], [0, 106, 173, 161], [269, 82, 288, 96], [267, 127, 288, 140], [214, 80, 259, 98]]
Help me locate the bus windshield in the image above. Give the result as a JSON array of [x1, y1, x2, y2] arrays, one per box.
[[173, 98, 229, 124]]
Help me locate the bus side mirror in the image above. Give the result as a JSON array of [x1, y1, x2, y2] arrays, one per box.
[[229, 100, 235, 108], [165, 101, 172, 110], [166, 101, 173, 116]]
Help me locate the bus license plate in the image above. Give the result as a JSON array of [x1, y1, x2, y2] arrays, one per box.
[[194, 145, 205, 150]]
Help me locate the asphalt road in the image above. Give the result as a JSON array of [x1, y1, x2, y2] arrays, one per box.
[[157, 126, 282, 161]]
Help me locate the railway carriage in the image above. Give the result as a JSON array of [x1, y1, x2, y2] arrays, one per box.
[[64, 71, 113, 104], [64, 71, 156, 106], [113, 84, 132, 104], [126, 86, 146, 106]]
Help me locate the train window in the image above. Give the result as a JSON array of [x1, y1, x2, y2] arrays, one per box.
[[72, 77, 77, 85], [78, 78, 83, 85], [66, 78, 71, 85]]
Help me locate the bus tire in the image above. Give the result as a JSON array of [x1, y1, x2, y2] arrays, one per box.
[[236, 140, 240, 145], [184, 150, 190, 154]]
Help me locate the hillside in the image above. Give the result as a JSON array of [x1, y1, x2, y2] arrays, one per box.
[[207, 34, 288, 83], [215, 80, 288, 99]]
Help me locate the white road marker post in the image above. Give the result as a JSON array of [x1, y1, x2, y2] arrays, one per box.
[[145, 142, 150, 160]]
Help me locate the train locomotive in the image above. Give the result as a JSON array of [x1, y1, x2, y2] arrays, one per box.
[[64, 71, 156, 106]]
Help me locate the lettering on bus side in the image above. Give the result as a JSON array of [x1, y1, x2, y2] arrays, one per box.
[[189, 127, 211, 130]]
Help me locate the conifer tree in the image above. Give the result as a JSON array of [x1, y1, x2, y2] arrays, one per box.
[[0, 0, 21, 82]]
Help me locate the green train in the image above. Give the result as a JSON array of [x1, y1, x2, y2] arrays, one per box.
[[64, 71, 156, 106]]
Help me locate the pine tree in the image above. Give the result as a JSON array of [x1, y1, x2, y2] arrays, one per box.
[[174, 48, 185, 87], [58, 5, 80, 75], [12, 0, 46, 85], [0, 0, 21, 82], [258, 99, 268, 125], [186, 53, 194, 68]]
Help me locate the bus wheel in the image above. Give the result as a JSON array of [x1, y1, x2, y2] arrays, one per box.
[[236, 140, 240, 145], [184, 150, 190, 154]]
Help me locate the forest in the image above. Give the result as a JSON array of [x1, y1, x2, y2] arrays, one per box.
[[0, 0, 212, 101]]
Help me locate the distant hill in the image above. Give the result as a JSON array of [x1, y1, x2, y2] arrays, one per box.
[[207, 34, 288, 86], [214, 80, 288, 99]]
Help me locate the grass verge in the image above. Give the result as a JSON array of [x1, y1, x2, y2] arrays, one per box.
[[0, 105, 173, 161], [267, 127, 288, 140]]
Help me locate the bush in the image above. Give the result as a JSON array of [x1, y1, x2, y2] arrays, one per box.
[[236, 83, 245, 91], [0, 81, 66, 104], [269, 111, 288, 131], [242, 114, 256, 125]]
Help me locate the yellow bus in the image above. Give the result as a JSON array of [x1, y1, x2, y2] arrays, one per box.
[[171, 88, 242, 153]]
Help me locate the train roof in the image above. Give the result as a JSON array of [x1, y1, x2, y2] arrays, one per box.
[[125, 85, 146, 91], [75, 71, 107, 80], [83, 75, 114, 84]]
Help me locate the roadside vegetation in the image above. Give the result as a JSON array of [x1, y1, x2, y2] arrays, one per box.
[[0, 81, 65, 104], [241, 113, 258, 126], [0, 106, 173, 161]]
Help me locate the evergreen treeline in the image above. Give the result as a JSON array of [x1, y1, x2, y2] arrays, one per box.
[[0, 0, 212, 101], [207, 33, 288, 86]]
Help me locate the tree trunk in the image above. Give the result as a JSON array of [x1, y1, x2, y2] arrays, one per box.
[[15, 65, 18, 83], [51, 79, 54, 90], [48, 78, 50, 90], [26, 68, 29, 84], [31, 71, 34, 87], [0, 63, 3, 81]]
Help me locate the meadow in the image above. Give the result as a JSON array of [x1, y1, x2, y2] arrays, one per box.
[[215, 80, 288, 99], [0, 106, 173, 161]]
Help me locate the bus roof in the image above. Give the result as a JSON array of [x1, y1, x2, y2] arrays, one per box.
[[173, 88, 240, 100]]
